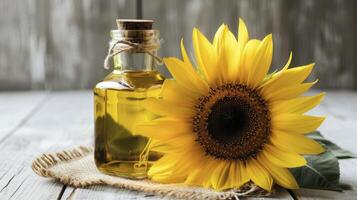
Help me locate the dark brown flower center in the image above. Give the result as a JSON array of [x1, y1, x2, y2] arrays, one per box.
[[192, 84, 270, 161]]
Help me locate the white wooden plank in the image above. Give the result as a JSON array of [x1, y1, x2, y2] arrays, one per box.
[[247, 187, 293, 200], [1, 91, 356, 199], [0, 91, 47, 140], [0, 91, 93, 200], [339, 159, 357, 187], [0, 152, 66, 199], [60, 185, 293, 200], [293, 188, 357, 200], [61, 186, 169, 200]]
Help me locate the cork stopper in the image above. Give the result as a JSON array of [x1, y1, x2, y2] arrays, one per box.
[[116, 19, 153, 30]]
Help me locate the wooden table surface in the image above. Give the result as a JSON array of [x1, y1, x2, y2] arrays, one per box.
[[0, 91, 356, 200]]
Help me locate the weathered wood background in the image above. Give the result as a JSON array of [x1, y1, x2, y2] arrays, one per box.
[[1, 0, 356, 90]]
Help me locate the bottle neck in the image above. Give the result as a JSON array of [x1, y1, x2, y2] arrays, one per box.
[[113, 51, 157, 71], [109, 28, 160, 72]]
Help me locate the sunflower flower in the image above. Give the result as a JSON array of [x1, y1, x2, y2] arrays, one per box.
[[136, 19, 325, 191]]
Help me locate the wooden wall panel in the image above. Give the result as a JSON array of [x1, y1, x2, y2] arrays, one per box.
[[0, 0, 136, 90], [0, 0, 356, 90]]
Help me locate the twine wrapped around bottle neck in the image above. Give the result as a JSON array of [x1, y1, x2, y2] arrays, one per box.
[[103, 39, 163, 69]]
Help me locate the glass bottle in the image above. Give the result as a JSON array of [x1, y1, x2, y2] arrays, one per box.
[[94, 19, 164, 179]]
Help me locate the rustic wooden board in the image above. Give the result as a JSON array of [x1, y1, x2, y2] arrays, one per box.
[[1, 0, 356, 90], [339, 159, 357, 187], [145, 0, 357, 90], [61, 186, 169, 200], [0, 0, 136, 90], [0, 91, 356, 199], [0, 91, 93, 199], [293, 188, 357, 200], [0, 92, 47, 141], [60, 186, 293, 200]]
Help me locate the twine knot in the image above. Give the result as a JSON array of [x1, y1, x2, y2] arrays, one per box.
[[103, 40, 163, 69]]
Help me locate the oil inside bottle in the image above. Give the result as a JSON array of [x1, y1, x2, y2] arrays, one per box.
[[94, 19, 164, 179], [94, 70, 164, 179]]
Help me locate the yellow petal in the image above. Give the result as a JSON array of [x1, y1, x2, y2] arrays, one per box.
[[148, 135, 197, 155], [260, 52, 292, 88], [259, 154, 299, 189], [180, 39, 195, 69], [212, 25, 239, 84], [270, 130, 325, 154], [226, 162, 236, 188], [286, 63, 315, 84], [237, 18, 249, 53], [174, 148, 206, 174], [246, 158, 273, 191], [240, 39, 261, 83], [144, 98, 194, 118], [236, 18, 249, 82], [185, 158, 218, 188], [135, 117, 191, 140], [211, 161, 231, 190], [163, 57, 209, 95], [161, 79, 198, 105], [150, 132, 197, 153], [247, 34, 273, 88], [270, 93, 325, 114], [213, 24, 226, 51], [149, 154, 189, 183], [149, 139, 177, 153], [149, 154, 177, 175], [211, 24, 228, 84], [281, 52, 293, 71], [230, 161, 249, 188], [192, 28, 218, 83], [262, 63, 314, 94], [272, 114, 325, 134], [149, 155, 190, 183], [168, 135, 196, 148], [238, 161, 250, 185], [263, 144, 307, 168], [263, 80, 318, 101], [185, 167, 207, 186], [222, 27, 239, 82], [150, 146, 205, 178]]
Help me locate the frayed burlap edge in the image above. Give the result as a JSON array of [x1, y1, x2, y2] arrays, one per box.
[[32, 146, 271, 200]]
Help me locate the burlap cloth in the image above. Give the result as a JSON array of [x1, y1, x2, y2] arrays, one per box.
[[32, 146, 271, 200]]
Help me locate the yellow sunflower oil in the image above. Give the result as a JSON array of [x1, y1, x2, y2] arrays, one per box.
[[94, 20, 164, 179]]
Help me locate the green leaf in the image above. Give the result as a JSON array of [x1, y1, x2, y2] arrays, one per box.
[[290, 149, 342, 191], [289, 131, 356, 191], [307, 131, 357, 159]]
